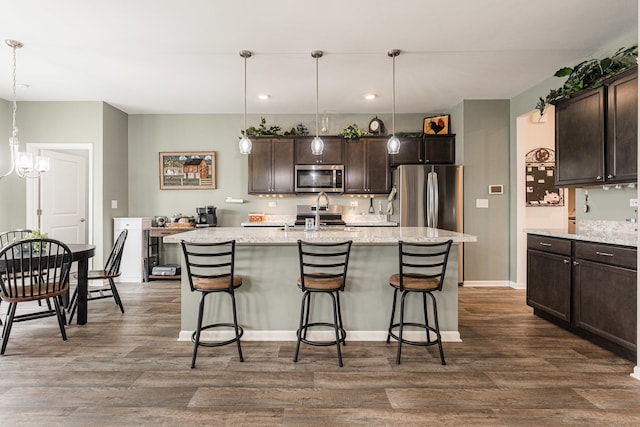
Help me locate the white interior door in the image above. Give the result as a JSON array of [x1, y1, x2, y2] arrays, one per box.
[[39, 149, 87, 244]]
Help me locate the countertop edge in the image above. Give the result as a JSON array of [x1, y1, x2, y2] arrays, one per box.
[[526, 228, 638, 248]]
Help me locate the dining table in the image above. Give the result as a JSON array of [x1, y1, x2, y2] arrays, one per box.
[[65, 244, 96, 325], [0, 242, 96, 325]]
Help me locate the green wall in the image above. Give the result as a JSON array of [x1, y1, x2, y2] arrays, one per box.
[[127, 113, 427, 227]]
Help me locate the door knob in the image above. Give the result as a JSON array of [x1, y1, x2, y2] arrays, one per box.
[[80, 218, 86, 222]]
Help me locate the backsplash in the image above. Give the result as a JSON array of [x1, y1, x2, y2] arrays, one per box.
[[578, 219, 637, 234]]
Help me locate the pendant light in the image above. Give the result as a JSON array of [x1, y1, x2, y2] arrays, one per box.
[[238, 50, 253, 155], [0, 39, 50, 180], [311, 50, 324, 156], [386, 49, 401, 155]]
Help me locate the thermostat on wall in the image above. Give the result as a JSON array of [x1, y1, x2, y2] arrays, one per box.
[[488, 185, 503, 195]]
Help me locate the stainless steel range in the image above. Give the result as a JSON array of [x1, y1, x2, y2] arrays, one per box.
[[294, 205, 345, 226]]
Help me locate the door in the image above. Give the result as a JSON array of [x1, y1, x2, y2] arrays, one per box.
[[39, 149, 88, 243]]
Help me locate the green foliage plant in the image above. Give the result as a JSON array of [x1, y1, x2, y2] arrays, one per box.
[[536, 46, 637, 116], [341, 123, 367, 140]]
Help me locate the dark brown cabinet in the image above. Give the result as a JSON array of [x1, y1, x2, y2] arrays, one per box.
[[526, 235, 572, 323], [526, 233, 637, 361], [606, 67, 638, 183], [295, 136, 343, 164], [248, 137, 295, 194], [389, 135, 455, 167], [344, 136, 390, 194], [573, 241, 637, 356], [555, 66, 637, 187]]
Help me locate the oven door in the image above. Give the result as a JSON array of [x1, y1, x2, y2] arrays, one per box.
[[295, 165, 343, 193]]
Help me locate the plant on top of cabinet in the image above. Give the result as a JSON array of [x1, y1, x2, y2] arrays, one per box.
[[242, 117, 282, 137], [536, 46, 637, 116], [341, 123, 368, 140]]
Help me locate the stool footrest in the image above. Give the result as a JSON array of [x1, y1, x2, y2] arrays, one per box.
[[297, 322, 346, 347], [388, 322, 440, 347], [192, 323, 244, 348]]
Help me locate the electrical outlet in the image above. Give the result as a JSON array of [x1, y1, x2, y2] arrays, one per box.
[[350, 201, 358, 207], [630, 198, 638, 207], [268, 201, 277, 208]]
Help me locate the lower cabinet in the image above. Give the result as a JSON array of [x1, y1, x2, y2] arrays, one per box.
[[572, 241, 637, 357], [527, 235, 572, 323], [526, 234, 637, 360]]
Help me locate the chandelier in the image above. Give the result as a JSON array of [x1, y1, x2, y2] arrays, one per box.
[[1, 40, 50, 179]]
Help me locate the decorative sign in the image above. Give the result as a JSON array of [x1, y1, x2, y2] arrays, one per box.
[[423, 114, 450, 134], [525, 148, 563, 206], [159, 151, 216, 190]]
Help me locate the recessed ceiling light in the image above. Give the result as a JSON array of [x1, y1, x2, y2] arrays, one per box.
[[363, 93, 377, 100], [257, 94, 270, 100]]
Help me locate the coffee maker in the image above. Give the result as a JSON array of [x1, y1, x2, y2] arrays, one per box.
[[195, 206, 217, 227]]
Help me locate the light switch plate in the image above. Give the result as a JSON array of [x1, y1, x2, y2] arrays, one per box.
[[630, 198, 638, 207], [268, 201, 277, 208], [476, 198, 489, 208], [111, 200, 118, 209]]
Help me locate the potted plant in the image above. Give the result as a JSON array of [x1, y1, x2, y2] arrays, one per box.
[[341, 123, 366, 140], [536, 46, 637, 116], [242, 117, 281, 137]]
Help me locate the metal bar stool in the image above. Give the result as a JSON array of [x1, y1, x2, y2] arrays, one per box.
[[181, 240, 244, 368], [386, 239, 453, 365], [294, 239, 352, 367]]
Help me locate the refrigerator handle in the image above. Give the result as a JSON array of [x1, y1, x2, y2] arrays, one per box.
[[432, 171, 439, 228], [426, 171, 435, 227]]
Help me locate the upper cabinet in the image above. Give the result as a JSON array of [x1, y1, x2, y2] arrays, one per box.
[[555, 66, 637, 187], [389, 134, 456, 167], [344, 136, 390, 194], [248, 137, 295, 194], [295, 136, 343, 164]]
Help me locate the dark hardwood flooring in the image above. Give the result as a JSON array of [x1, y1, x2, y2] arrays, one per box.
[[0, 282, 639, 426]]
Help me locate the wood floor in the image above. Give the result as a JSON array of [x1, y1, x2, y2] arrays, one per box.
[[0, 281, 639, 426]]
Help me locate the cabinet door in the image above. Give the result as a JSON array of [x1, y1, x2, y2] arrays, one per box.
[[344, 139, 366, 193], [389, 136, 423, 166], [606, 69, 638, 183], [573, 259, 637, 352], [295, 136, 343, 164], [271, 138, 295, 193], [424, 134, 455, 164], [526, 249, 572, 322], [365, 138, 390, 194], [248, 138, 273, 193], [555, 88, 605, 187]]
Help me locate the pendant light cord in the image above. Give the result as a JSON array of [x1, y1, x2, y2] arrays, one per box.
[[11, 42, 18, 139], [315, 54, 319, 137], [391, 52, 396, 136], [243, 54, 247, 134]]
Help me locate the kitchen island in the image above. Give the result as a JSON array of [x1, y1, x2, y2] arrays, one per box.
[[165, 227, 477, 342]]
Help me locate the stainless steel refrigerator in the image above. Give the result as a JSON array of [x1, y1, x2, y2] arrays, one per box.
[[391, 164, 464, 284]]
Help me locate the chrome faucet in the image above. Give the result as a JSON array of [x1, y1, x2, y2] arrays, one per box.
[[315, 191, 330, 230]]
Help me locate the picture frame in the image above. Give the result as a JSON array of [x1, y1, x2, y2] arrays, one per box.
[[423, 114, 450, 135], [159, 151, 216, 190]]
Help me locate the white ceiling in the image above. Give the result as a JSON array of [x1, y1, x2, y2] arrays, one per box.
[[0, 0, 637, 115]]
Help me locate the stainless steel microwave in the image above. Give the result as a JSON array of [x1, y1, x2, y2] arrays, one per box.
[[294, 164, 344, 193]]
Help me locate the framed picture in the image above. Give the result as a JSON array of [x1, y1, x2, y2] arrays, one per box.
[[159, 151, 216, 190], [423, 114, 450, 135]]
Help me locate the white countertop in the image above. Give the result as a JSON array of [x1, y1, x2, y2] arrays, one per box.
[[526, 228, 638, 248], [240, 221, 398, 227], [165, 226, 477, 246]]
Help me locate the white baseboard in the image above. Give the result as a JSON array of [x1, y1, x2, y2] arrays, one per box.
[[632, 366, 640, 381], [463, 280, 515, 288], [179, 329, 461, 343]]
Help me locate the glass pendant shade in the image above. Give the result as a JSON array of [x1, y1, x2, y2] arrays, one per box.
[[311, 136, 324, 155], [387, 135, 400, 155], [35, 155, 50, 172], [16, 151, 32, 171], [238, 135, 252, 155]]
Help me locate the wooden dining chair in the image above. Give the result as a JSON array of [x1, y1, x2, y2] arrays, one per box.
[[0, 238, 72, 355], [68, 229, 128, 323]]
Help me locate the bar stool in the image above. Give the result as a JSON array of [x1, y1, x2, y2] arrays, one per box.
[[386, 239, 453, 365], [181, 240, 244, 368], [294, 239, 352, 367]]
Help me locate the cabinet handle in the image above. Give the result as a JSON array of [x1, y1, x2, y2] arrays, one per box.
[[607, 174, 614, 179], [573, 261, 579, 266], [538, 242, 552, 247], [563, 259, 570, 264], [595, 251, 614, 257], [596, 175, 602, 180]]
